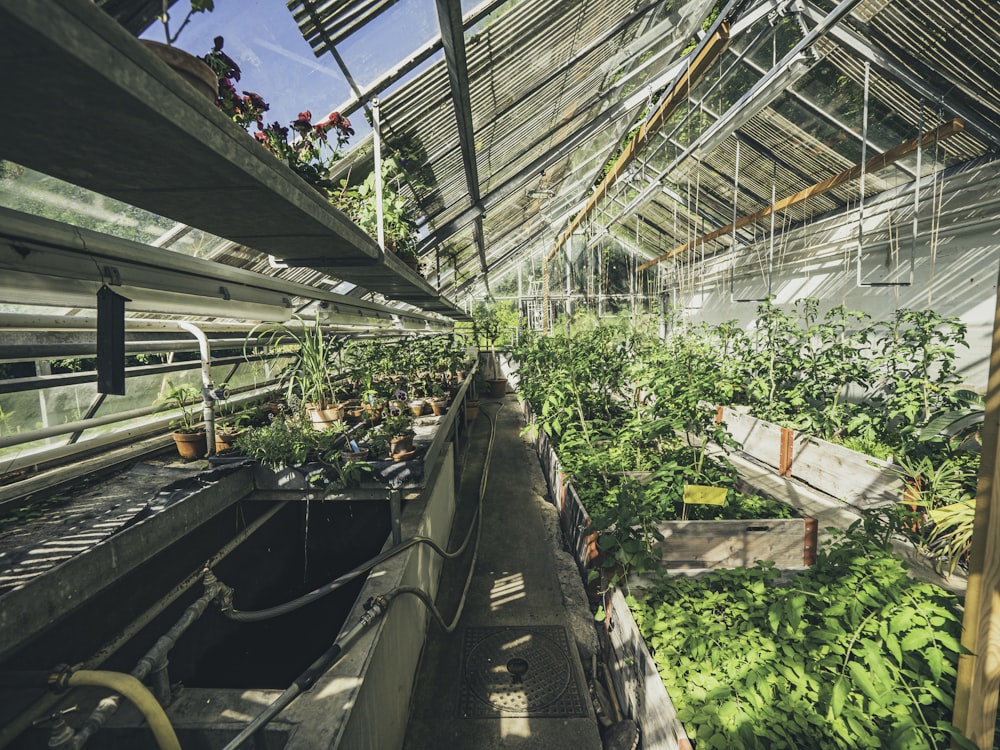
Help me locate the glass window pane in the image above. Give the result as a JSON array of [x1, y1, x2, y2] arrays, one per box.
[[0, 163, 174, 244], [336, 0, 439, 90]]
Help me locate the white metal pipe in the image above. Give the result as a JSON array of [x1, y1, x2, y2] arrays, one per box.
[[372, 98, 385, 252], [177, 321, 216, 456]]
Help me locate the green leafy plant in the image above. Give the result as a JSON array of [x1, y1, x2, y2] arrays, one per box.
[[246, 316, 340, 411], [235, 414, 349, 469], [630, 530, 972, 749], [335, 154, 419, 260], [923, 498, 976, 576], [157, 381, 203, 433], [381, 410, 413, 438]]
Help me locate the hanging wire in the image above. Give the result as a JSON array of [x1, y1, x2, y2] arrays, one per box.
[[767, 159, 777, 298], [928, 106, 946, 307], [855, 61, 871, 287], [909, 99, 924, 308], [729, 139, 741, 301]]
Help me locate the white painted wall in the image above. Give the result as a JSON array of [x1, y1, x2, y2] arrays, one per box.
[[668, 158, 1000, 390]]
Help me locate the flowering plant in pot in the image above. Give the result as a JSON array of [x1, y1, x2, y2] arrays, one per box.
[[203, 37, 354, 193]]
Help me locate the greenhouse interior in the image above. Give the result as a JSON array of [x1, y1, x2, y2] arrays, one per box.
[[1, 0, 1000, 747]]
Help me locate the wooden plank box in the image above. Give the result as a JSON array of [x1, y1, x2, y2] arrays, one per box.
[[653, 518, 817, 571], [791, 433, 901, 510]]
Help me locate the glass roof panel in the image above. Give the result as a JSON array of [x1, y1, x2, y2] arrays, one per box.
[[335, 0, 440, 91]]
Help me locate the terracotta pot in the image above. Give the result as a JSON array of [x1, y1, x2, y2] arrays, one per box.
[[214, 429, 243, 453], [487, 378, 508, 398], [341, 448, 370, 463], [430, 397, 449, 416], [172, 430, 208, 460], [307, 404, 344, 431], [140, 40, 218, 101], [389, 433, 414, 455], [466, 400, 480, 421], [408, 399, 426, 417]]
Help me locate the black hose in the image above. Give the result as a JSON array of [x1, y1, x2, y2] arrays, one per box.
[[221, 412, 487, 623], [221, 401, 504, 748], [224, 527, 473, 622]]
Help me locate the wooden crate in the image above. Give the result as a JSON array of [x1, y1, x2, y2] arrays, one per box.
[[791, 433, 901, 509]]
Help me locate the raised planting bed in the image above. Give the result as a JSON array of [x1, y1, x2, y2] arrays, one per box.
[[719, 406, 903, 510], [628, 534, 968, 750], [523, 400, 812, 575], [652, 518, 817, 572]]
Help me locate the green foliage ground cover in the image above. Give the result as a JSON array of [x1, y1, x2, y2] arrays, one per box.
[[630, 522, 971, 749]]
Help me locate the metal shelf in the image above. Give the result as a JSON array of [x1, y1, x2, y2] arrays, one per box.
[[0, 0, 463, 317]]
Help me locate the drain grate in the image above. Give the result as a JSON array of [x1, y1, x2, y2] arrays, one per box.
[[457, 626, 588, 718]]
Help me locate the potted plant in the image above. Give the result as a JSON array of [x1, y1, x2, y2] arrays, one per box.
[[466, 373, 481, 422], [407, 397, 427, 417], [472, 303, 508, 397], [158, 381, 207, 459], [214, 410, 255, 453], [247, 316, 343, 431], [381, 410, 415, 459], [140, 1, 218, 101], [335, 154, 419, 264], [428, 382, 449, 416]]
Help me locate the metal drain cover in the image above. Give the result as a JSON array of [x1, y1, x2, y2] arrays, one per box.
[[458, 626, 588, 718]]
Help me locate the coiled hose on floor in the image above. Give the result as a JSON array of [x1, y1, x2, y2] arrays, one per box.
[[221, 402, 503, 750]]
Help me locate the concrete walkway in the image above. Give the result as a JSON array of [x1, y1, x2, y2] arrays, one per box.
[[402, 393, 603, 750]]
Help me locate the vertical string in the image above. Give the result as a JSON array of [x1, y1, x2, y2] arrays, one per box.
[[928, 107, 945, 307], [855, 61, 870, 287]]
